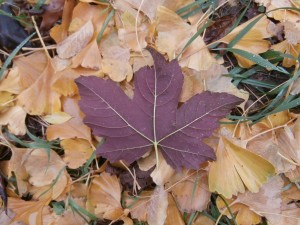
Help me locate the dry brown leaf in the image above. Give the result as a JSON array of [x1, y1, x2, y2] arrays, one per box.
[[52, 68, 79, 97], [124, 191, 152, 221], [49, 0, 76, 43], [180, 65, 249, 108], [246, 112, 297, 173], [71, 2, 108, 34], [43, 111, 72, 124], [8, 148, 30, 196], [156, 6, 216, 70], [101, 45, 133, 82], [219, 15, 272, 68], [192, 214, 215, 225], [13, 51, 48, 89], [0, 91, 14, 110], [61, 138, 94, 169], [166, 170, 210, 213], [17, 60, 61, 115], [71, 39, 102, 70], [147, 185, 168, 225], [57, 20, 94, 59], [131, 50, 154, 72], [285, 166, 300, 182], [217, 199, 262, 225], [271, 40, 300, 67], [276, 121, 300, 166], [0, 105, 27, 135], [0, 67, 22, 94], [165, 194, 185, 225], [46, 97, 91, 143], [7, 196, 51, 225], [209, 137, 275, 198], [87, 172, 130, 222], [118, 23, 149, 52], [23, 149, 68, 200]]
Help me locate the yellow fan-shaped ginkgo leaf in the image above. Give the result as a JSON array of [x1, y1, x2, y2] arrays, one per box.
[[61, 138, 94, 169], [209, 137, 275, 198], [17, 60, 61, 115], [8, 196, 51, 225]]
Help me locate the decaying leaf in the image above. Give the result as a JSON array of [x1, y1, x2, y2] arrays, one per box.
[[76, 48, 242, 170], [147, 185, 168, 225], [57, 20, 94, 59], [166, 170, 210, 213]]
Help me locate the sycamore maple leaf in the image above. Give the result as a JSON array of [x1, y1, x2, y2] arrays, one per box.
[[75, 48, 242, 170]]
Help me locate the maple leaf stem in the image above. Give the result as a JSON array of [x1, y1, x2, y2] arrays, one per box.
[[153, 63, 159, 167], [154, 142, 159, 167]]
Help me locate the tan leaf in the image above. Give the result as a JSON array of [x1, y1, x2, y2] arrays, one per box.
[[101, 45, 133, 82], [71, 2, 109, 34], [17, 60, 61, 115], [285, 166, 300, 182], [46, 97, 91, 143], [156, 6, 216, 70], [147, 185, 168, 225], [87, 172, 123, 220], [0, 67, 22, 94], [246, 113, 297, 173], [217, 199, 262, 225], [52, 68, 80, 97], [219, 15, 272, 68], [192, 214, 215, 225], [71, 39, 102, 70], [49, 0, 76, 43], [61, 138, 94, 169], [165, 194, 185, 225], [13, 51, 48, 89], [272, 40, 300, 67], [43, 111, 72, 124], [166, 170, 210, 212], [57, 20, 94, 59], [8, 148, 30, 196], [23, 149, 68, 200], [209, 137, 275, 198], [180, 65, 248, 109], [235, 176, 283, 216], [124, 191, 152, 221], [0, 105, 27, 135], [0, 91, 14, 110], [118, 23, 149, 52], [8, 196, 51, 225]]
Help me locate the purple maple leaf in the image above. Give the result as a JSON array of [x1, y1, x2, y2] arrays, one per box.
[[75, 48, 243, 170]]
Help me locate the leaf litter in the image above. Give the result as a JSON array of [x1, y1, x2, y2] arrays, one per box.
[[0, 0, 300, 225]]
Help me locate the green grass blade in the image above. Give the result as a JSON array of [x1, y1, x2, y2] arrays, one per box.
[[218, 195, 237, 225], [68, 197, 98, 221], [227, 15, 264, 49], [216, 48, 289, 74], [0, 32, 36, 80], [96, 9, 115, 43]]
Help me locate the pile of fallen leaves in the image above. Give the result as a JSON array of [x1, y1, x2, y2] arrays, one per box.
[[0, 0, 300, 224]]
